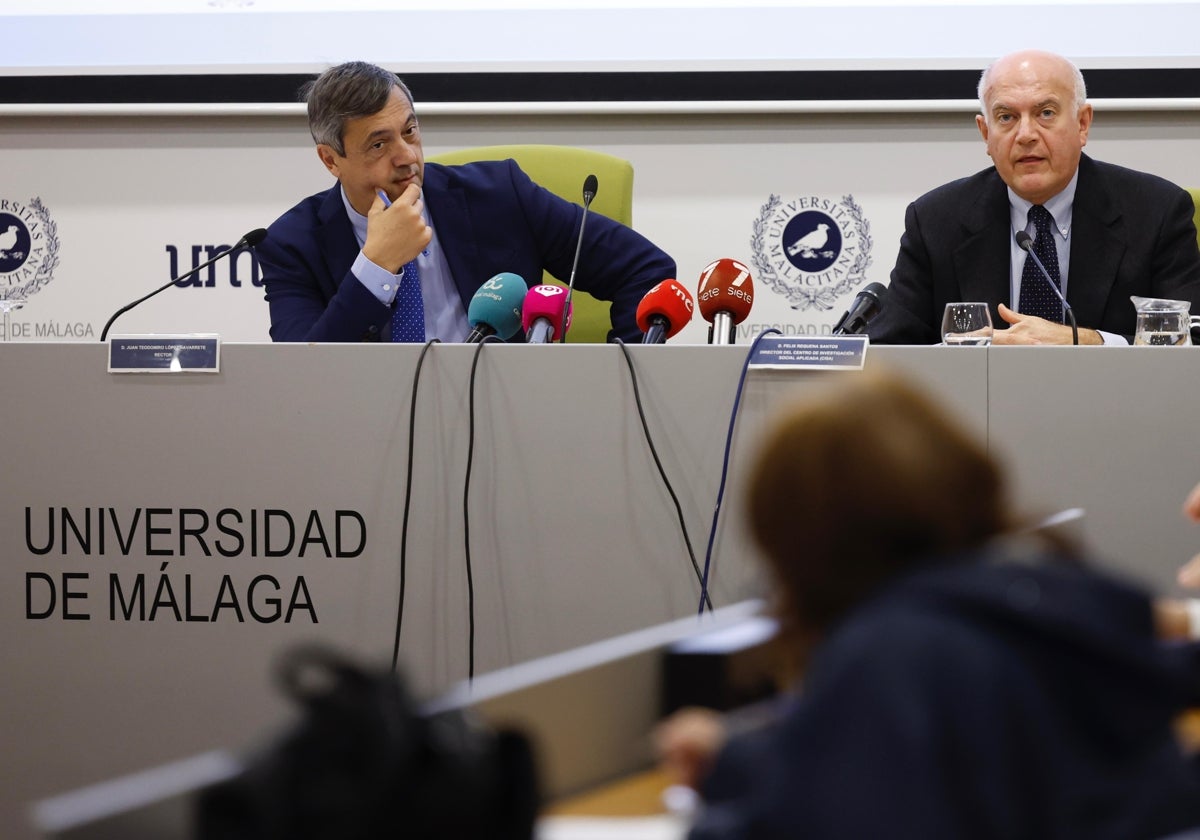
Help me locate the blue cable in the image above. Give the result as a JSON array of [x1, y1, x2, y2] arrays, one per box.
[[697, 329, 781, 614]]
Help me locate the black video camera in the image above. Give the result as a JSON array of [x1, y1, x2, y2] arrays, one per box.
[[196, 646, 538, 840]]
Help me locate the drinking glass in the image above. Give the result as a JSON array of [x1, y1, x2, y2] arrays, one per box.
[[1131, 296, 1196, 346], [942, 302, 993, 346], [0, 299, 24, 342]]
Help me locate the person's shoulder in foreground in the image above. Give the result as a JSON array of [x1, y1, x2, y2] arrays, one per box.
[[664, 373, 1200, 840], [695, 554, 1200, 839]]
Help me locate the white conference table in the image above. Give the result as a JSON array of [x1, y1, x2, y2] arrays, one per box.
[[3, 341, 1198, 839]]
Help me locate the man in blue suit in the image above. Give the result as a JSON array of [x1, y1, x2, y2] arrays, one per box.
[[258, 61, 675, 343], [868, 49, 1200, 345]]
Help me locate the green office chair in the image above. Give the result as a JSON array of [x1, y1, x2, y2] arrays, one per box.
[[426, 144, 635, 343]]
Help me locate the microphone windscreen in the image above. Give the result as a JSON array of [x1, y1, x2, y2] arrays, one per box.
[[859, 281, 887, 306], [521, 284, 571, 332], [468, 272, 527, 340], [1015, 230, 1034, 251], [241, 228, 269, 248], [583, 174, 598, 202], [635, 279, 694, 338], [696, 258, 754, 324]]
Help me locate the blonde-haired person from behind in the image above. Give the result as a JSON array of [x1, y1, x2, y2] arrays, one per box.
[[659, 373, 1200, 840]]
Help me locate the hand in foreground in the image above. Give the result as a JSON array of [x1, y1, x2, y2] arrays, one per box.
[[992, 304, 1100, 345], [653, 707, 728, 791], [363, 183, 432, 272], [1179, 481, 1200, 588], [1156, 481, 1200, 640]]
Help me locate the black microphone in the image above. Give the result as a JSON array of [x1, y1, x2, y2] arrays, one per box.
[[100, 228, 267, 342], [1015, 230, 1078, 345], [558, 174, 598, 343], [832, 282, 887, 335]]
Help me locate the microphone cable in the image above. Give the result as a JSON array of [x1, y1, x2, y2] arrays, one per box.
[[612, 338, 711, 611], [463, 335, 507, 681], [697, 328, 781, 615], [391, 337, 442, 673]]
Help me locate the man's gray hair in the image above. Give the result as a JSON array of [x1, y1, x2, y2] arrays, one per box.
[[303, 61, 414, 156], [977, 53, 1087, 120]]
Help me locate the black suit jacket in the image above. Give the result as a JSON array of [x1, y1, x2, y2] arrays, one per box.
[[258, 160, 675, 342], [868, 154, 1200, 344]]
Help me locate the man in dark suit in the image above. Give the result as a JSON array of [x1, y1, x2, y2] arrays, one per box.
[[868, 49, 1200, 345], [258, 61, 675, 343]]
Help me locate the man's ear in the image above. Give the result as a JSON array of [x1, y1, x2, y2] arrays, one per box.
[[316, 144, 341, 179], [1077, 103, 1094, 147]]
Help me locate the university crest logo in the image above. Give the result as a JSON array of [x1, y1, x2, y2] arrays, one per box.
[[750, 194, 872, 311], [0, 197, 60, 308]]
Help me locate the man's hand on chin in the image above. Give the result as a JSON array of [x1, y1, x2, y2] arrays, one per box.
[[992, 303, 1100, 345]]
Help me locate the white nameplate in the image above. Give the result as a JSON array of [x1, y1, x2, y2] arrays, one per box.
[[747, 335, 868, 370]]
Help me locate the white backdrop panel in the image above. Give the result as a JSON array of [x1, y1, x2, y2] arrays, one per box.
[[2, 108, 1199, 345]]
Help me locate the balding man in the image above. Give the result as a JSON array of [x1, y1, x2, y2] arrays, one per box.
[[869, 49, 1200, 345]]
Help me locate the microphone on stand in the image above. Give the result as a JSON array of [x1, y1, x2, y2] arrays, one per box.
[[558, 174, 598, 343], [522, 285, 573, 344], [465, 272, 527, 343], [99, 228, 267, 342], [832, 282, 887, 336], [696, 258, 754, 345], [636, 279, 694, 344], [1015, 230, 1078, 345]]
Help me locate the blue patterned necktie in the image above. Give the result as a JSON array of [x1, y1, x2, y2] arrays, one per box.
[[1019, 205, 1064, 323], [390, 259, 425, 342]]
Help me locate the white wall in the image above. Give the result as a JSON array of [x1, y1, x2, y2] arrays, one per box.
[[5, 2, 1198, 75]]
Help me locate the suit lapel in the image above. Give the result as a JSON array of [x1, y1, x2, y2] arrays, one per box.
[[316, 184, 359, 301], [954, 171, 1011, 327], [1067, 155, 1124, 326], [423, 163, 482, 308]]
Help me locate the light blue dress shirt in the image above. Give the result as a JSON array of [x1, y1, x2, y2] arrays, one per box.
[[340, 185, 470, 342]]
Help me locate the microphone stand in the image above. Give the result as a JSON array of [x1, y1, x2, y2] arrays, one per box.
[[709, 312, 735, 345], [100, 232, 263, 342], [559, 174, 598, 343], [1017, 234, 1078, 346]]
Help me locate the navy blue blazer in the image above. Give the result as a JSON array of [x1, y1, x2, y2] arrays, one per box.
[[868, 154, 1200, 344], [258, 159, 675, 342]]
